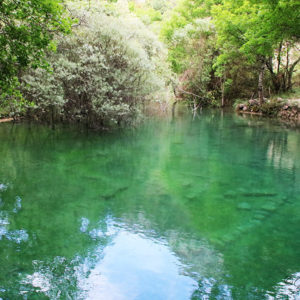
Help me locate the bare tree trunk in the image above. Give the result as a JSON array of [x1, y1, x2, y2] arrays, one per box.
[[258, 62, 265, 105], [221, 75, 225, 107], [277, 41, 282, 74], [266, 42, 299, 93], [282, 42, 290, 91], [266, 55, 280, 93], [287, 56, 300, 91]]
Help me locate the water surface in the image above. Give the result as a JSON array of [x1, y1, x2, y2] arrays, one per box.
[[0, 110, 300, 299]]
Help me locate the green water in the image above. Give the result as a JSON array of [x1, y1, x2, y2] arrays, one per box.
[[0, 110, 300, 299]]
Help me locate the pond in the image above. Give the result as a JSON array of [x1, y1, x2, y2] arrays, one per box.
[[0, 110, 300, 299]]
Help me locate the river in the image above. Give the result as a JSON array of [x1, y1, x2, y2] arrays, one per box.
[[0, 110, 300, 299]]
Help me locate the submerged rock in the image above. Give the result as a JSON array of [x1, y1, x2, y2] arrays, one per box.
[[254, 213, 266, 220], [237, 202, 251, 210], [261, 202, 277, 212], [224, 192, 237, 199], [186, 194, 197, 201], [242, 192, 277, 197], [182, 182, 192, 188], [158, 194, 172, 201], [100, 185, 128, 201]]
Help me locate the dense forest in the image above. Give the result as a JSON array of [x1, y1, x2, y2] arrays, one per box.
[[0, 0, 299, 127]]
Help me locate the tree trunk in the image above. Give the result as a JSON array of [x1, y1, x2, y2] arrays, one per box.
[[287, 57, 300, 91], [265, 41, 300, 93], [221, 75, 225, 107], [258, 62, 265, 105]]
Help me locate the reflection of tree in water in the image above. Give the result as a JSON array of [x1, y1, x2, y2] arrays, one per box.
[[271, 272, 300, 299], [161, 112, 300, 299], [20, 221, 117, 300], [22, 256, 86, 299], [0, 209, 115, 299]]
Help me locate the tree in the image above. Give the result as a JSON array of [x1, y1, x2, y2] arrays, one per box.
[[0, 0, 71, 101], [212, 0, 300, 103], [20, 8, 169, 127], [161, 0, 220, 73], [248, 0, 300, 93], [161, 0, 221, 106]]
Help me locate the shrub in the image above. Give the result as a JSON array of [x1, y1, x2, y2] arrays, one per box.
[[260, 101, 283, 116], [21, 9, 170, 128]]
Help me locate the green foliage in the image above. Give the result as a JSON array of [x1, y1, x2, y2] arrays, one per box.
[[21, 9, 170, 128], [213, 0, 300, 65], [161, 0, 219, 72], [0, 77, 35, 118], [0, 0, 72, 102], [260, 101, 283, 116], [271, 87, 300, 102], [2, 0, 298, 120], [160, 0, 221, 106], [212, 0, 300, 94], [233, 98, 246, 109], [250, 0, 300, 42], [129, 2, 163, 25]]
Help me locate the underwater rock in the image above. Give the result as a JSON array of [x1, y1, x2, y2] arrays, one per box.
[[182, 182, 192, 188], [180, 172, 206, 179], [100, 185, 128, 200], [84, 176, 102, 181], [254, 213, 266, 220], [261, 202, 277, 212], [254, 209, 269, 215], [251, 220, 262, 226], [224, 192, 237, 199], [282, 196, 293, 204], [237, 202, 251, 210], [186, 194, 197, 201], [100, 192, 115, 201], [242, 192, 277, 197], [158, 194, 172, 201]]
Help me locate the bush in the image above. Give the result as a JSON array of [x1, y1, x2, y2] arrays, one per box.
[[233, 99, 246, 110], [20, 9, 170, 128], [260, 101, 283, 116]]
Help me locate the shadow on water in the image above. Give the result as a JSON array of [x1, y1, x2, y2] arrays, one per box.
[[0, 110, 300, 299]]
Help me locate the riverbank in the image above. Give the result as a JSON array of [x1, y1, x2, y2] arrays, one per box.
[[235, 88, 300, 124]]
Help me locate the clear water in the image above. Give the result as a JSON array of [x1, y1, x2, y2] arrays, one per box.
[[0, 110, 300, 299]]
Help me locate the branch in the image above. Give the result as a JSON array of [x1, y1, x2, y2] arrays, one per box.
[[177, 87, 202, 98]]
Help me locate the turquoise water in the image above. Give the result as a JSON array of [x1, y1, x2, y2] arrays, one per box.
[[0, 110, 300, 299]]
